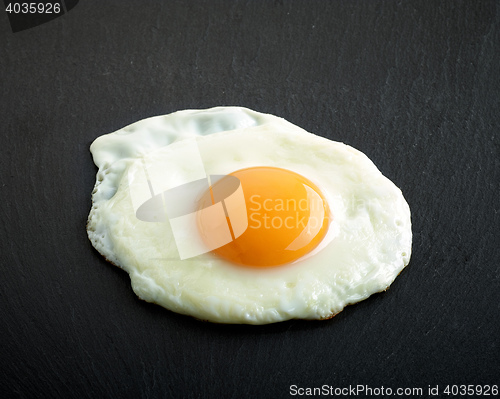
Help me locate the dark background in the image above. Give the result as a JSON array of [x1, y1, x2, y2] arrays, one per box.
[[1, 1, 499, 398]]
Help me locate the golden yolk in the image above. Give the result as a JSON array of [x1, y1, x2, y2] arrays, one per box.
[[197, 167, 330, 268]]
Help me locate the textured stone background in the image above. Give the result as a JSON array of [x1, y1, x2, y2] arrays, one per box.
[[1, 1, 498, 397]]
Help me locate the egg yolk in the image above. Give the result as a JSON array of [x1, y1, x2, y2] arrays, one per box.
[[197, 167, 330, 268]]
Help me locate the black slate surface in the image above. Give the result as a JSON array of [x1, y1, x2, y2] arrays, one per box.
[[1, 1, 499, 398]]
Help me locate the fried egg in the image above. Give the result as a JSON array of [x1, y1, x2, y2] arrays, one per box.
[[87, 107, 412, 324]]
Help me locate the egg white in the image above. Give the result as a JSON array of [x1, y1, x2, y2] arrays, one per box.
[[87, 107, 412, 324]]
